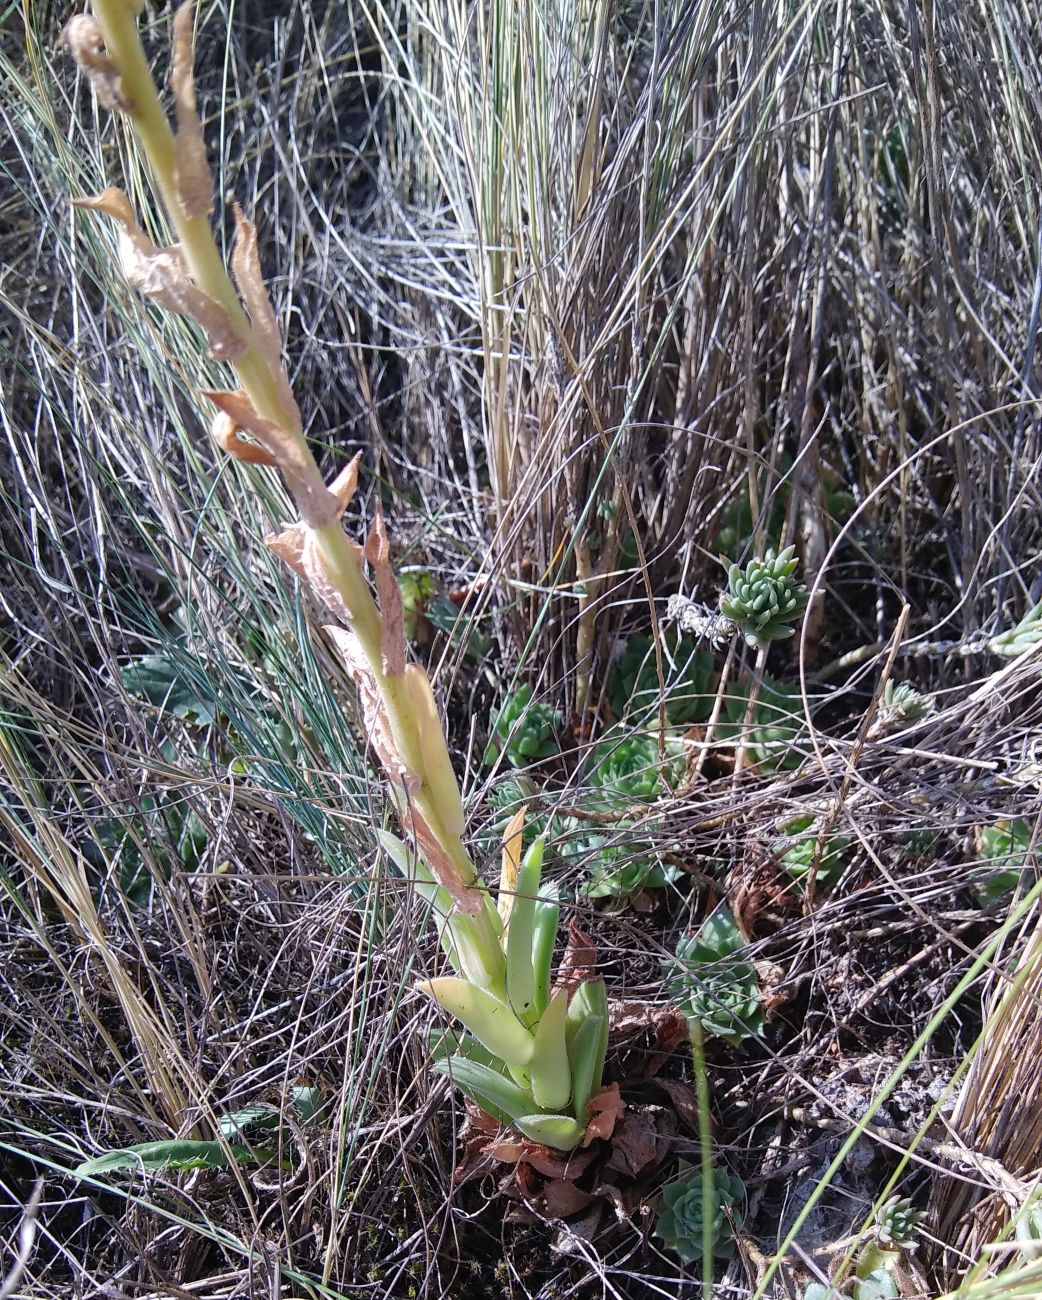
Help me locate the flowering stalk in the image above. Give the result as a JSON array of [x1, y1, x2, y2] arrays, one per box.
[[64, 0, 609, 1149]]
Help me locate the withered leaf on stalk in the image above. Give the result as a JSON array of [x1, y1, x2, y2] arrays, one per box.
[[265, 525, 359, 627], [400, 803, 482, 916], [230, 207, 302, 430], [73, 188, 245, 360], [364, 504, 405, 677], [205, 389, 338, 526], [553, 919, 598, 996], [324, 626, 416, 791], [329, 452, 363, 516], [170, 3, 213, 219], [64, 15, 129, 111]]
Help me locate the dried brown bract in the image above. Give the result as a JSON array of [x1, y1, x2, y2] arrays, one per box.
[[63, 15, 129, 111]]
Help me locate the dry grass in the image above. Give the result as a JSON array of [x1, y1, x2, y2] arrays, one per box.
[[2, 1, 1042, 1297]]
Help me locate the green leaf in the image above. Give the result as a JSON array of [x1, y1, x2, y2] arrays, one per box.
[[432, 1056, 534, 1124], [74, 1139, 268, 1177], [120, 655, 218, 724]]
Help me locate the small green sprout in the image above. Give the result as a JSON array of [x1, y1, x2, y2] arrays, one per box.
[[664, 904, 763, 1044], [868, 680, 935, 738], [971, 818, 1035, 906], [484, 684, 563, 768], [398, 569, 435, 641], [719, 545, 809, 648], [876, 1195, 923, 1249], [654, 1165, 746, 1263], [774, 816, 850, 893]]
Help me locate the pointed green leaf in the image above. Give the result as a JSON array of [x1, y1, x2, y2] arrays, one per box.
[[568, 1013, 606, 1121], [418, 978, 534, 1067], [74, 1139, 266, 1177], [505, 838, 544, 1023], [530, 885, 560, 1018], [433, 1056, 534, 1124], [528, 988, 571, 1111], [514, 1113, 585, 1151]]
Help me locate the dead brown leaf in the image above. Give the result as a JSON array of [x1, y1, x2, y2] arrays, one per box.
[[605, 1110, 664, 1176], [364, 503, 405, 677], [171, 3, 213, 219], [230, 206, 302, 429], [63, 15, 128, 111], [554, 920, 598, 996], [582, 1083, 624, 1146]]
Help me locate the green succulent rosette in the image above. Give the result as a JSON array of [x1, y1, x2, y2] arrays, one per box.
[[654, 1166, 746, 1263], [484, 683, 563, 768], [585, 727, 685, 804], [774, 815, 850, 892], [719, 545, 809, 648], [663, 904, 763, 1043], [609, 631, 717, 725]]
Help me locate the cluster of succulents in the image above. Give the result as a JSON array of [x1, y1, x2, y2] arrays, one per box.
[[971, 818, 1035, 906], [654, 1165, 746, 1263], [663, 904, 763, 1043], [774, 815, 851, 893], [609, 631, 717, 725], [585, 727, 685, 804], [718, 546, 810, 648], [484, 684, 563, 768], [718, 676, 806, 772]]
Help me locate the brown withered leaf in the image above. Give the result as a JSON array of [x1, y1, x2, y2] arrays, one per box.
[[540, 1179, 594, 1218], [211, 410, 278, 466], [647, 1077, 702, 1133], [170, 4, 213, 219], [73, 189, 244, 360], [364, 503, 405, 677], [230, 207, 301, 429], [605, 1109, 670, 1176], [265, 525, 358, 626], [553, 919, 598, 996], [400, 804, 483, 916], [581, 1084, 624, 1146], [63, 15, 128, 111], [325, 625, 416, 791], [205, 389, 337, 525], [329, 453, 363, 516]]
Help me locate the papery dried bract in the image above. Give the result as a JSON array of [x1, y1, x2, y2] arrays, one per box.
[[205, 389, 338, 525], [73, 188, 244, 360], [64, 15, 128, 111], [230, 207, 301, 429], [170, 3, 213, 219], [364, 504, 405, 677]]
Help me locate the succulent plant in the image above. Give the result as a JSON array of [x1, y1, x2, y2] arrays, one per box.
[[585, 727, 685, 804], [901, 828, 940, 860], [563, 822, 681, 901], [718, 676, 806, 772], [654, 1165, 746, 1263], [719, 545, 810, 648], [774, 816, 850, 892], [609, 631, 717, 725], [988, 598, 1042, 658], [663, 904, 763, 1043], [868, 680, 935, 738], [971, 818, 1035, 906], [484, 684, 563, 768], [876, 1196, 924, 1249]]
